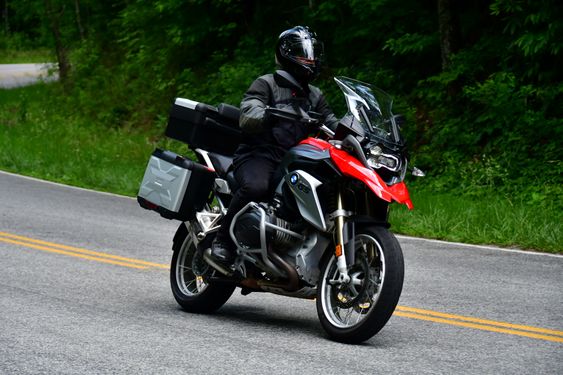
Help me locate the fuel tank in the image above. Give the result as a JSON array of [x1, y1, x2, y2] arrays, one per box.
[[278, 141, 333, 177], [274, 140, 340, 231]]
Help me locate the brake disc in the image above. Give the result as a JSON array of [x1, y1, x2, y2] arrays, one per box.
[[331, 257, 371, 309]]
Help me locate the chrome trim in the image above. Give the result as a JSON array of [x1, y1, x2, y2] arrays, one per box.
[[334, 191, 350, 283]]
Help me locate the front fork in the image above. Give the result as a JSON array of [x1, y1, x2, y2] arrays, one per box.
[[334, 190, 352, 284]]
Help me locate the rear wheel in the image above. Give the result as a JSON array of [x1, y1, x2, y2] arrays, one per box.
[[170, 226, 235, 313], [316, 225, 404, 343]]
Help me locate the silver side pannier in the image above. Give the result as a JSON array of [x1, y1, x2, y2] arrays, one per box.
[[137, 149, 214, 221]]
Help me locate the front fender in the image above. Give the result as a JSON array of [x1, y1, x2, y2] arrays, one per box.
[[329, 147, 413, 210]]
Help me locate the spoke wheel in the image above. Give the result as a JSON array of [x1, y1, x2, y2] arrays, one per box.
[[175, 235, 211, 296], [170, 224, 235, 313], [316, 226, 404, 343]]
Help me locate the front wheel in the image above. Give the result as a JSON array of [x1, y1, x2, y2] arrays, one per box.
[[170, 226, 235, 313], [316, 225, 404, 344]]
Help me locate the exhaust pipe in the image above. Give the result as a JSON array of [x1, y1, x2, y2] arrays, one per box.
[[204, 247, 299, 292], [258, 247, 299, 292]]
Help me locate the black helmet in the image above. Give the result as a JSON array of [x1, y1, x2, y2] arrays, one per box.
[[275, 26, 324, 83]]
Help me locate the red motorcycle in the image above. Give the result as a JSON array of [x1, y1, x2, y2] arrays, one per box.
[[138, 76, 419, 343]]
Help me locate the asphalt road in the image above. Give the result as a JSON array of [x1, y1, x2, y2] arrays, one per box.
[[0, 64, 57, 88], [1, 170, 561, 374]]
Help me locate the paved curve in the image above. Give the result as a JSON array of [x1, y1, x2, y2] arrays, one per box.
[[0, 170, 561, 374], [0, 64, 57, 88]]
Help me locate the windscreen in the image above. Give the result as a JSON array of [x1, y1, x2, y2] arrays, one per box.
[[334, 77, 403, 146]]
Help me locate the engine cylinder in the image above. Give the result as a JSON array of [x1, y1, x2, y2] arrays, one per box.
[[233, 210, 263, 248], [233, 208, 299, 249]]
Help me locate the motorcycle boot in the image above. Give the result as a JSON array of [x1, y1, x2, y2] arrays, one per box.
[[209, 228, 236, 266]]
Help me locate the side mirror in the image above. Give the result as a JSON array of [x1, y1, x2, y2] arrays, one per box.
[[412, 167, 425, 177]]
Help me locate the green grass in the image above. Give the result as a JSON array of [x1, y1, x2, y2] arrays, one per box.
[[1, 84, 561, 253], [389, 189, 562, 253], [0, 48, 52, 64], [0, 84, 186, 196]]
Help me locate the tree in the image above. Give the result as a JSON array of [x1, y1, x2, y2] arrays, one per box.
[[74, 0, 84, 40], [437, 0, 460, 69], [44, 0, 70, 84], [2, 0, 9, 34]]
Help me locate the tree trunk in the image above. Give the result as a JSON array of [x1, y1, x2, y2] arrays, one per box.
[[3, 0, 9, 34], [45, 0, 71, 84], [74, 0, 85, 40], [437, 0, 460, 70]]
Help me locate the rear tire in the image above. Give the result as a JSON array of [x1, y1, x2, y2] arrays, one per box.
[[316, 225, 404, 344], [170, 226, 235, 313]]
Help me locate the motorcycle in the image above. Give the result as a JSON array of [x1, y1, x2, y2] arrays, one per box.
[[138, 75, 420, 343]]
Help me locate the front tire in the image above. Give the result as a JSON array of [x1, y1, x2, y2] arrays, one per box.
[[316, 225, 404, 344], [170, 226, 235, 313]]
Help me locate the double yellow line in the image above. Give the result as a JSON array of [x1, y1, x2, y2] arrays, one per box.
[[1, 230, 562, 343], [0, 231, 169, 270], [395, 306, 563, 343]]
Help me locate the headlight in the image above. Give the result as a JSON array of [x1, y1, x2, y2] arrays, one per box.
[[367, 146, 400, 171]]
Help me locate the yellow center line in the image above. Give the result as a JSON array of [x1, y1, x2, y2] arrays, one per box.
[[0, 231, 169, 269], [0, 237, 148, 269], [1, 230, 560, 343], [393, 311, 563, 343], [395, 305, 563, 337]]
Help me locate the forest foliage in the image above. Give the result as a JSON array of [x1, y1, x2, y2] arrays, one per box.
[[1, 0, 562, 205]]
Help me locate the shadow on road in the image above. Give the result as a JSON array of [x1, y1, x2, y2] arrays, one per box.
[[216, 303, 322, 334], [169, 302, 390, 347]]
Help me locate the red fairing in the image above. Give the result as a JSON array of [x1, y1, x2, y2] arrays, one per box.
[[302, 138, 332, 151], [301, 138, 414, 209]]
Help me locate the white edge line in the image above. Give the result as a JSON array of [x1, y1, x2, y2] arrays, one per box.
[[2, 169, 561, 258], [396, 234, 563, 258], [0, 170, 135, 200]]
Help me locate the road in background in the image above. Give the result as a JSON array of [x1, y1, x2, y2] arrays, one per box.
[[0, 64, 57, 88], [1, 171, 561, 374]]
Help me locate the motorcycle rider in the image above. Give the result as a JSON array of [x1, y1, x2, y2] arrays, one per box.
[[209, 26, 339, 266]]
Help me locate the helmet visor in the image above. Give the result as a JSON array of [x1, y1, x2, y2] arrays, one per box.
[[282, 37, 324, 66]]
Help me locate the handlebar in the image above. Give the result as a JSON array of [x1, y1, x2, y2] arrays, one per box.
[[265, 106, 317, 124], [265, 106, 334, 137]]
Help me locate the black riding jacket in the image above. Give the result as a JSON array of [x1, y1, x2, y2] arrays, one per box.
[[237, 70, 338, 161]]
